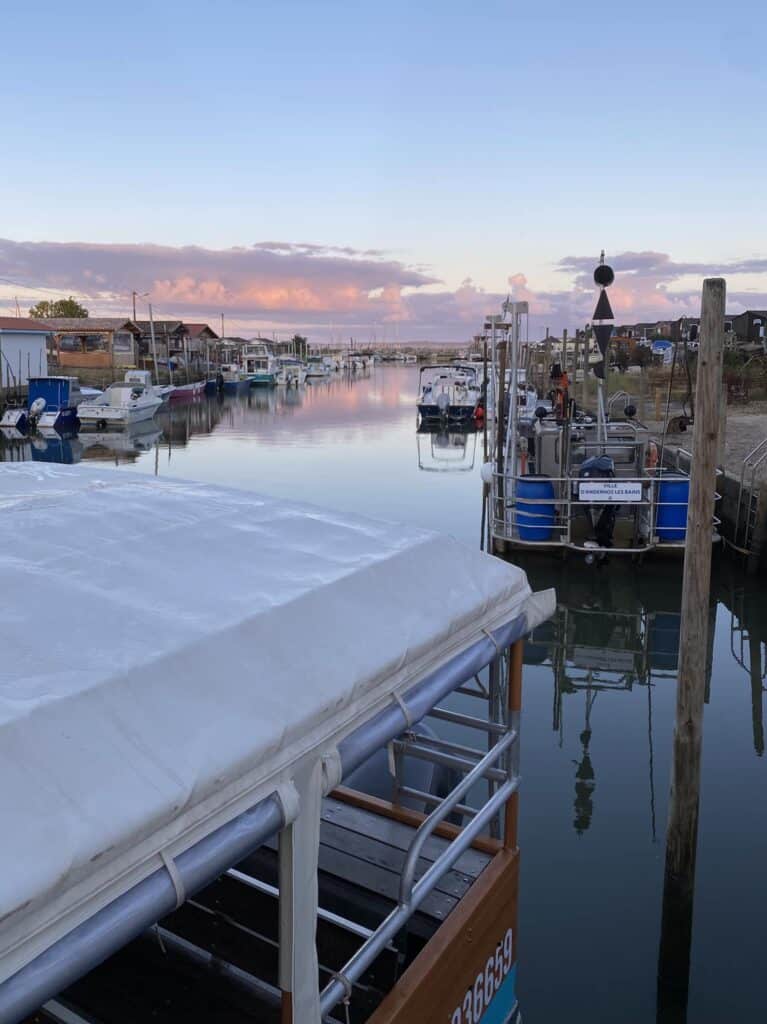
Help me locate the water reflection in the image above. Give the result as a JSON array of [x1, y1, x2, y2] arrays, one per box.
[[0, 366, 763, 1022], [416, 423, 478, 472]]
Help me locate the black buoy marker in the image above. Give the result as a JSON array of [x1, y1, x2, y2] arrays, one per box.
[[592, 250, 614, 381]]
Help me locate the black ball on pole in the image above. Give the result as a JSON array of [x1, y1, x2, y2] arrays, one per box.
[[594, 263, 614, 288]]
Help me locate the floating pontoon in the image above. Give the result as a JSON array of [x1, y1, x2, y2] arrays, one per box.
[[0, 464, 553, 1024]]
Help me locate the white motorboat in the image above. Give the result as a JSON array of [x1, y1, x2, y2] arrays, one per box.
[[78, 380, 163, 427], [305, 355, 330, 378], [275, 356, 307, 386], [124, 369, 174, 402], [242, 344, 277, 385], [417, 363, 482, 424]]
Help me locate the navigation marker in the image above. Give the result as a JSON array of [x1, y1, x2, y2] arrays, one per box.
[[591, 250, 615, 381]]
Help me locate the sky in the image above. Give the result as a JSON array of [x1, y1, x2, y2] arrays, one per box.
[[1, 0, 766, 341]]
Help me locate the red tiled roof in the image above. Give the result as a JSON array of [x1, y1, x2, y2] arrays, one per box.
[[184, 322, 218, 338], [0, 317, 52, 332]]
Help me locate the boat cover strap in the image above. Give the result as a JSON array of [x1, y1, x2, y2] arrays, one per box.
[[481, 626, 501, 657], [321, 751, 343, 795], [274, 782, 301, 826], [391, 690, 414, 729], [159, 850, 185, 910]]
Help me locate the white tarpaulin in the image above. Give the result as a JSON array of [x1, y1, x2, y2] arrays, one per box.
[[0, 464, 553, 986]]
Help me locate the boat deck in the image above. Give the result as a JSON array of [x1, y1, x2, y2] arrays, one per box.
[[26, 795, 493, 1024]]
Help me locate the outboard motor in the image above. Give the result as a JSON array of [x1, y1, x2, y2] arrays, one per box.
[[579, 454, 618, 553]]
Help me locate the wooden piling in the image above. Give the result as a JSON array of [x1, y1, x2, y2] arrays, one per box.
[[657, 278, 725, 1015]]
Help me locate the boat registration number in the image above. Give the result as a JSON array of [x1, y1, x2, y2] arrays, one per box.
[[578, 480, 643, 503], [450, 926, 513, 1024]]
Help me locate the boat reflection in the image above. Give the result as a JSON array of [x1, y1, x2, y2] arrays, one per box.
[[417, 423, 478, 473], [521, 560, 701, 838]]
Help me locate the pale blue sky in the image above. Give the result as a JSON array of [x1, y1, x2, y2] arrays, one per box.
[[1, 0, 765, 335]]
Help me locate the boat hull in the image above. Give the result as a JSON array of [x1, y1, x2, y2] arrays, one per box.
[[78, 402, 162, 427], [418, 403, 478, 423], [222, 378, 250, 393], [249, 373, 277, 386]]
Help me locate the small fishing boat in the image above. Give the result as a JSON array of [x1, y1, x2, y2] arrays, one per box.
[[417, 363, 482, 424], [305, 354, 331, 378], [124, 369, 174, 402], [0, 376, 99, 433], [169, 380, 206, 402], [219, 363, 251, 392], [242, 343, 278, 386], [481, 262, 716, 562], [275, 356, 307, 386], [78, 380, 163, 427]]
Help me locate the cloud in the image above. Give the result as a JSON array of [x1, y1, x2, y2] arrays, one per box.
[[1, 239, 766, 341]]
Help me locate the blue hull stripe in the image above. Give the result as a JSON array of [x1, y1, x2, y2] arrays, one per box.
[[480, 964, 518, 1024]]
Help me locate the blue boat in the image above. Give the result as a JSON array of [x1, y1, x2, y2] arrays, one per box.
[[0, 377, 98, 433]]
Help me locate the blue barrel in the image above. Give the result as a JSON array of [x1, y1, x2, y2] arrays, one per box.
[[517, 475, 555, 541], [656, 476, 690, 542], [648, 612, 681, 670]]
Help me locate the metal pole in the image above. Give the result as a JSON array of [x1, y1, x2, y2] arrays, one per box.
[[504, 639, 524, 849], [148, 303, 159, 383]]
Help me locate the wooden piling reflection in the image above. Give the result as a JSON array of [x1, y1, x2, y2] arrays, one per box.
[[657, 279, 725, 1021]]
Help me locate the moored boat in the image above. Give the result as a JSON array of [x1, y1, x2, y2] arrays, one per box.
[[169, 380, 206, 401], [0, 376, 99, 433], [0, 464, 554, 1024], [77, 380, 163, 427], [417, 363, 482, 424], [305, 354, 331, 378], [275, 355, 307, 386], [242, 343, 278, 386]]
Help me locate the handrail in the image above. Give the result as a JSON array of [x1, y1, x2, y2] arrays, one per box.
[[319, 776, 519, 1016], [398, 728, 517, 905]]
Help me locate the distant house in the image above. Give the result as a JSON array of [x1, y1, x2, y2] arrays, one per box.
[[0, 317, 51, 389], [133, 320, 219, 362], [42, 318, 141, 369], [183, 323, 219, 354], [729, 310, 767, 352]]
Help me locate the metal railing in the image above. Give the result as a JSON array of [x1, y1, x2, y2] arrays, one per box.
[[732, 438, 767, 554], [490, 465, 721, 555], [320, 651, 518, 1018]]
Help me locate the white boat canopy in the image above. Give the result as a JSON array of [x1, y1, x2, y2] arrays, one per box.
[[0, 464, 554, 1019]]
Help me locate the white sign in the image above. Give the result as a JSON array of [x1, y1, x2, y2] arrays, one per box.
[[578, 480, 643, 503]]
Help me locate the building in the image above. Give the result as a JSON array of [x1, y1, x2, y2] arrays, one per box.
[[0, 318, 51, 390], [42, 319, 142, 370], [729, 310, 767, 352], [133, 320, 219, 363]]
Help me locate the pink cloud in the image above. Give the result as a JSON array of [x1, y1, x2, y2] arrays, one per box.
[[1, 239, 765, 341]]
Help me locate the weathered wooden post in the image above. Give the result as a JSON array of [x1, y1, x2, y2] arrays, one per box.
[[657, 278, 725, 1018]]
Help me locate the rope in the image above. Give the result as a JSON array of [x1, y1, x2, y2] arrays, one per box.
[[330, 971, 353, 1024]]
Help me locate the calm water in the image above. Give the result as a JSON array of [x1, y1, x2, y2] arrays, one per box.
[[3, 367, 765, 1022]]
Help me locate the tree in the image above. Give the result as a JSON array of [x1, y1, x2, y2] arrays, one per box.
[[29, 296, 89, 319]]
